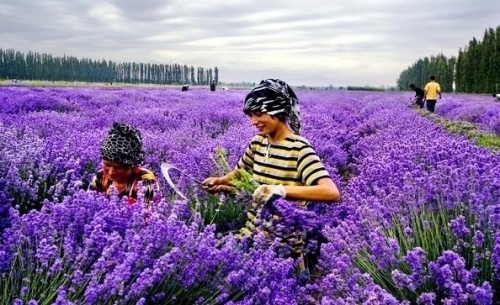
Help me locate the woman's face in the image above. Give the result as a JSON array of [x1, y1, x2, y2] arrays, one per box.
[[101, 160, 133, 182], [248, 112, 281, 136]]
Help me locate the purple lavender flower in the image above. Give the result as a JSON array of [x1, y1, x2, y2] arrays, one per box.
[[417, 292, 436, 304], [473, 282, 493, 305], [20, 285, 29, 296], [449, 216, 470, 238], [473, 230, 485, 248]]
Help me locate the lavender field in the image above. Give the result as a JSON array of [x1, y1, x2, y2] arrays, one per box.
[[1, 86, 500, 305], [434, 94, 500, 135]]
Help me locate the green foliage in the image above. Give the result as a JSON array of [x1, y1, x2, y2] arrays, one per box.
[[0, 241, 228, 305], [397, 26, 500, 94], [417, 108, 500, 151], [346, 86, 385, 92], [355, 202, 494, 302], [211, 147, 232, 174], [476, 133, 500, 150], [0, 242, 87, 305], [8, 169, 58, 215], [0, 47, 218, 85], [191, 147, 255, 234], [230, 169, 258, 195], [192, 193, 248, 234], [396, 53, 455, 92]]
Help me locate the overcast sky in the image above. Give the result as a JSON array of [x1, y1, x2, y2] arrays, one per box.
[[1, 0, 499, 87]]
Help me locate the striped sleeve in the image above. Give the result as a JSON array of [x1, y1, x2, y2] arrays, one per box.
[[237, 140, 255, 171], [297, 145, 330, 186]]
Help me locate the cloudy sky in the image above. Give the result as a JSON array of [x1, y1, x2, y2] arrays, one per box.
[[1, 0, 499, 87]]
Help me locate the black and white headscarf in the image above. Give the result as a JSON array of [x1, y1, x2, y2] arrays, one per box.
[[100, 123, 145, 166], [243, 78, 301, 135]]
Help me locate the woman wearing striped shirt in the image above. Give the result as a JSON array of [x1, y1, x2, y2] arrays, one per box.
[[202, 79, 341, 273]]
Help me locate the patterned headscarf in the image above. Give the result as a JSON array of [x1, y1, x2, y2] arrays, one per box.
[[100, 123, 145, 166], [243, 79, 301, 134]]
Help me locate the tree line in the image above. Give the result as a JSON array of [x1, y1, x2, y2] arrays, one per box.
[[397, 25, 500, 93], [0, 48, 219, 85]]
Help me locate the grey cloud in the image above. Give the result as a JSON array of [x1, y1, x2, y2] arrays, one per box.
[[1, 0, 500, 86], [106, 0, 174, 21]]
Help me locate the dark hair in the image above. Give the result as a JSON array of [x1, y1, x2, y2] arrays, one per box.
[[494, 93, 497, 97], [409, 84, 415, 89], [430, 75, 436, 81], [273, 113, 287, 122]]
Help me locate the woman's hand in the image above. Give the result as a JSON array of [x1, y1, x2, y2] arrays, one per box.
[[252, 184, 286, 203], [201, 177, 236, 194]]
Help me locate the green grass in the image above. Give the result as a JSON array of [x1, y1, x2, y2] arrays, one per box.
[[476, 133, 500, 149], [416, 108, 500, 151]]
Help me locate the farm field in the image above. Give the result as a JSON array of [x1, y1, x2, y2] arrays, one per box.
[[1, 86, 499, 304], [433, 94, 500, 135]]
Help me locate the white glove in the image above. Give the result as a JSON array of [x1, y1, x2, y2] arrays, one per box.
[[252, 184, 286, 204]]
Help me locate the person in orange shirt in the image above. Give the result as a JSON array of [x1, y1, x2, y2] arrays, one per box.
[[423, 75, 442, 113]]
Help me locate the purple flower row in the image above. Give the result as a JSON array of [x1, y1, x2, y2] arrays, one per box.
[[434, 95, 500, 134]]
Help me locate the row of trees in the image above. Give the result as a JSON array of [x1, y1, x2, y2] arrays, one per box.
[[455, 27, 500, 93], [396, 54, 455, 92], [397, 25, 500, 93], [0, 48, 219, 85]]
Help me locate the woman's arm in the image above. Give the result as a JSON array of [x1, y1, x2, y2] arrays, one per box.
[[216, 168, 241, 185], [284, 177, 341, 202], [293, 143, 341, 202]]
